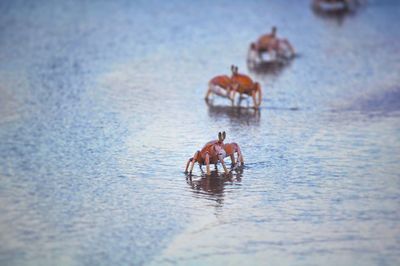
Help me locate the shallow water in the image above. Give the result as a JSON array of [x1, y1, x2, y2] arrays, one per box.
[[0, 0, 400, 265]]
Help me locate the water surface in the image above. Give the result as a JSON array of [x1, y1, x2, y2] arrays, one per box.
[[1, 0, 400, 265]]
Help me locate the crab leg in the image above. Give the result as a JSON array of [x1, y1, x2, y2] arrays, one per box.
[[199, 164, 204, 173], [185, 158, 192, 173], [236, 144, 244, 165], [218, 154, 229, 174], [252, 90, 258, 109], [188, 151, 200, 174], [205, 153, 211, 176], [280, 39, 295, 57], [205, 83, 213, 101], [230, 154, 236, 166]]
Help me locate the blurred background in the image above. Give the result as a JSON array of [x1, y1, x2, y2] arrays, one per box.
[[0, 0, 399, 265]]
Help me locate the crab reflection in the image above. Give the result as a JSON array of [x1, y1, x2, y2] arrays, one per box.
[[206, 102, 261, 125], [247, 59, 292, 77], [311, 1, 363, 25], [186, 167, 243, 205]]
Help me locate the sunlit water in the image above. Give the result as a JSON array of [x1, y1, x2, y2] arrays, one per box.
[[1, 0, 400, 265]]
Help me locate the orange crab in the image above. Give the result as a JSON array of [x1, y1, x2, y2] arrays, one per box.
[[230, 65, 262, 109], [248, 26, 295, 63], [205, 75, 235, 104], [185, 131, 244, 176]]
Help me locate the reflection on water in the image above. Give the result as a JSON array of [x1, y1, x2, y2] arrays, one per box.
[[247, 60, 292, 77], [186, 168, 243, 205], [311, 1, 363, 25], [206, 102, 261, 125]]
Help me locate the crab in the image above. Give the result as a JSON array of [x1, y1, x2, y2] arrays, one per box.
[[248, 26, 295, 63], [230, 65, 262, 109], [205, 75, 235, 104], [185, 131, 244, 176]]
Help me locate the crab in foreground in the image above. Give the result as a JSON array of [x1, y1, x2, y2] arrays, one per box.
[[230, 65, 262, 109], [185, 131, 244, 176], [247, 26, 295, 64]]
